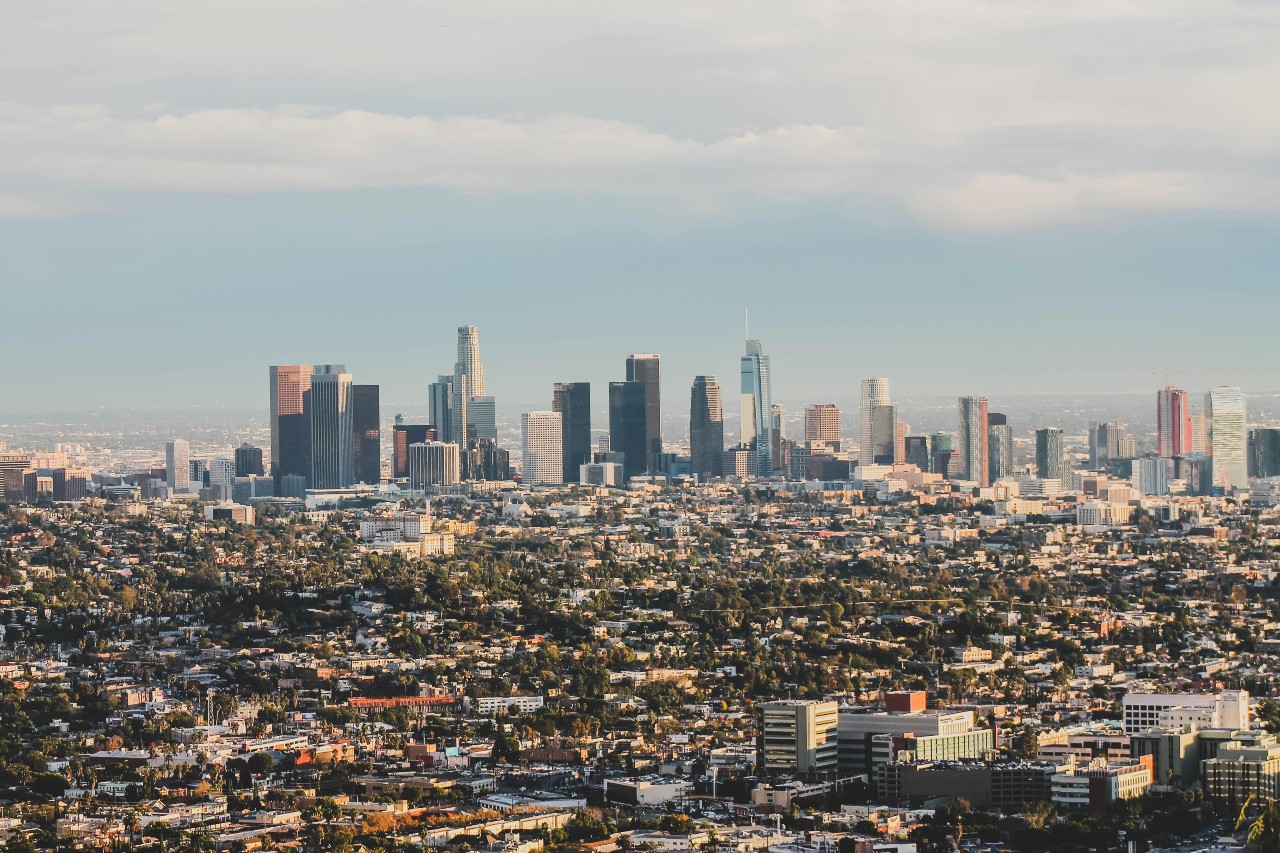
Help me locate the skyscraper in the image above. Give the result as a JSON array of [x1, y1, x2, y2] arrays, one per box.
[[740, 341, 772, 476], [1090, 421, 1131, 470], [552, 382, 591, 484], [957, 396, 990, 486], [269, 364, 312, 483], [308, 365, 354, 490], [234, 443, 265, 478], [1249, 428, 1280, 479], [608, 381, 648, 481], [1206, 386, 1247, 491], [626, 354, 662, 473], [987, 413, 1013, 481], [859, 378, 891, 468], [871, 404, 899, 465], [408, 442, 460, 488], [804, 404, 840, 450], [352, 384, 380, 485], [1157, 387, 1193, 458], [904, 435, 932, 470], [690, 375, 725, 480], [428, 375, 455, 444], [165, 439, 190, 493], [521, 412, 563, 486], [452, 325, 487, 452], [393, 423, 434, 479], [1035, 428, 1066, 488]]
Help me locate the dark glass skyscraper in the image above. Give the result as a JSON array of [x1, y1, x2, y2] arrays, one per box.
[[352, 384, 380, 484], [234, 443, 265, 478], [269, 365, 312, 484], [609, 380, 648, 481], [625, 354, 661, 473], [689, 375, 724, 480], [1036, 427, 1066, 486], [552, 382, 591, 483]]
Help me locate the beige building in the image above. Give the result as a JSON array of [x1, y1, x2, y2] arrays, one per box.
[[761, 700, 839, 774]]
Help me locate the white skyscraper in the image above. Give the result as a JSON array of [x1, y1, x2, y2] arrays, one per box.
[[165, 439, 190, 493], [859, 378, 890, 468], [408, 441, 461, 488], [740, 340, 773, 476], [208, 458, 236, 496], [1206, 386, 1247, 491], [522, 412, 564, 486], [453, 324, 488, 450], [455, 324, 485, 396]]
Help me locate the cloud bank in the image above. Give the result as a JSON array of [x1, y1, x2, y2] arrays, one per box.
[[1, 0, 1277, 230]]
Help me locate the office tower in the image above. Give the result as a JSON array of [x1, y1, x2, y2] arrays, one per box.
[[392, 423, 433, 480], [608, 381, 648, 481], [469, 396, 497, 443], [269, 364, 312, 483], [428, 375, 455, 444], [0, 452, 30, 501], [1133, 456, 1170, 496], [760, 700, 839, 774], [1157, 387, 1193, 458], [521, 412, 564, 486], [904, 435, 931, 470], [553, 382, 592, 484], [1035, 428, 1067, 488], [1090, 420, 1130, 470], [471, 439, 511, 481], [408, 442, 460, 488], [1206, 386, 1247, 491], [626, 354, 662, 472], [455, 324, 485, 396], [739, 341, 772, 476], [1249, 428, 1280, 479], [165, 439, 190, 493], [352, 384, 381, 484], [234, 443, 264, 478], [449, 325, 487, 451], [871, 404, 899, 465], [1191, 411, 1207, 453], [859, 378, 891, 468], [957, 396, 990, 486], [804, 404, 841, 450], [308, 365, 354, 490], [689, 376, 725, 480], [987, 413, 1013, 481]]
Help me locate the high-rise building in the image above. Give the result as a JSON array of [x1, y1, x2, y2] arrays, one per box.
[[352, 384, 381, 485], [165, 439, 190, 493], [957, 396, 990, 486], [904, 435, 932, 471], [207, 458, 236, 497], [455, 324, 485, 396], [739, 341, 773, 477], [626, 354, 662, 473], [1036, 428, 1067, 488], [860, 379, 891, 468], [0, 452, 30, 501], [1157, 387, 1193, 458], [871, 404, 899, 465], [451, 325, 488, 452], [987, 413, 1013, 481], [1090, 421, 1131, 470], [392, 422, 434, 480], [234, 443, 265, 478], [553, 382, 591, 484], [428, 375, 455, 444], [1207, 386, 1247, 491], [690, 376, 725, 480], [608, 381, 648, 481], [521, 412, 563, 486], [408, 441, 460, 488], [308, 365, 354, 490], [1249, 428, 1280, 479], [804, 404, 841, 450], [269, 365, 312, 483], [760, 700, 839, 774]]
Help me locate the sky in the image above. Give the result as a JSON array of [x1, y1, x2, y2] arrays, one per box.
[[3, 0, 1279, 415]]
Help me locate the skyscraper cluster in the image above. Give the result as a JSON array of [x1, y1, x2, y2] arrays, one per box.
[[268, 364, 381, 496]]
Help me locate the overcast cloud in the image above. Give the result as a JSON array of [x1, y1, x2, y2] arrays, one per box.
[[4, 0, 1279, 231]]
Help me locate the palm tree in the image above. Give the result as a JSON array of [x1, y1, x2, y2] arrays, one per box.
[[1234, 795, 1280, 851]]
